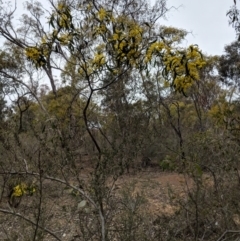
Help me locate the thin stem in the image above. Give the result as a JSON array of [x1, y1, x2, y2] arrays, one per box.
[[0, 208, 62, 241]]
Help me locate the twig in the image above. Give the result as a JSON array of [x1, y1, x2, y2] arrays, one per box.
[[217, 230, 240, 241], [0, 208, 62, 240]]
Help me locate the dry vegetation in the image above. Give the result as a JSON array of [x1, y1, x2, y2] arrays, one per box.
[[0, 0, 240, 240], [0, 166, 191, 240]]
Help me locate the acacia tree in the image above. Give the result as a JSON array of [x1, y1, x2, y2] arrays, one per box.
[[0, 0, 206, 240]]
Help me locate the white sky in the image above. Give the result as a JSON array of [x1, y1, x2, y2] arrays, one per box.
[[6, 0, 237, 56], [161, 0, 236, 56]]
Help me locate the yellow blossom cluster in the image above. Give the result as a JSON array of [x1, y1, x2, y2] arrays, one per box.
[[12, 183, 36, 197], [58, 33, 73, 45], [160, 45, 206, 92], [54, 2, 72, 29], [12, 183, 27, 197], [25, 47, 46, 67], [98, 8, 107, 21], [109, 18, 143, 66], [78, 52, 106, 77], [58, 14, 69, 28], [57, 3, 65, 11], [92, 53, 106, 67], [173, 76, 194, 92], [96, 24, 107, 35], [25, 47, 41, 61], [89, 8, 144, 67], [97, 7, 114, 23], [145, 42, 166, 62]]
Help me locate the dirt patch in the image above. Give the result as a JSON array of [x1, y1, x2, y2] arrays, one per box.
[[115, 170, 193, 216]]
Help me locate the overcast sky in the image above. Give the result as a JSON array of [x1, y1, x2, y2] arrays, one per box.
[[162, 0, 236, 56], [8, 0, 237, 56]]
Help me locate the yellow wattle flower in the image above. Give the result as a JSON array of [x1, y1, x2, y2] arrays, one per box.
[[12, 183, 27, 197], [98, 8, 107, 21]]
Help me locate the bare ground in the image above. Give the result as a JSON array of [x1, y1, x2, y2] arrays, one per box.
[[116, 170, 193, 216]]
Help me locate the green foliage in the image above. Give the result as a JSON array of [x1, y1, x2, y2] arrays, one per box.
[[159, 156, 176, 171]]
